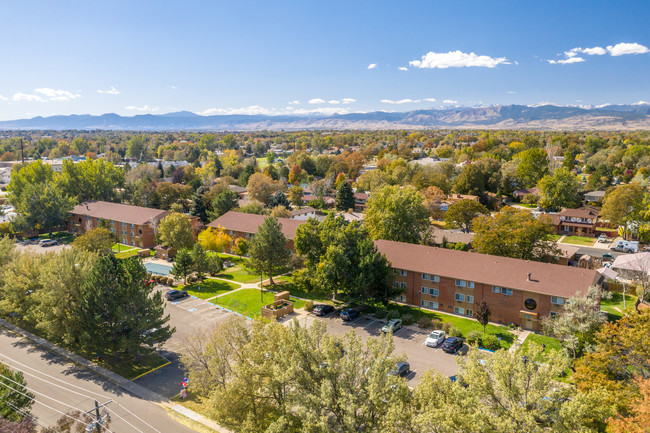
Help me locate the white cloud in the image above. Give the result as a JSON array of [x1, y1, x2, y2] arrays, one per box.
[[288, 100, 300, 105], [633, 100, 650, 105], [199, 106, 272, 116], [328, 100, 340, 104], [398, 66, 408, 71], [507, 90, 517, 94], [12, 92, 44, 102], [97, 86, 120, 95], [442, 99, 458, 104], [0, 94, 7, 101], [341, 98, 356, 104], [607, 42, 649, 56], [367, 63, 378, 69], [548, 57, 585, 64], [125, 105, 159, 112], [34, 88, 81, 101], [308, 98, 326, 104], [423, 98, 436, 102], [409, 50, 509, 69], [381, 98, 436, 104], [583, 47, 607, 56], [291, 107, 351, 115]]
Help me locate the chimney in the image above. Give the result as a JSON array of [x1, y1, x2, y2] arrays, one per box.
[[527, 272, 531, 281]]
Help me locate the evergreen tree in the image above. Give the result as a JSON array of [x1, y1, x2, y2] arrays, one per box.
[[76, 255, 173, 359], [172, 249, 193, 284], [248, 217, 291, 285], [212, 190, 239, 218], [335, 181, 355, 211], [268, 190, 292, 210], [190, 186, 211, 223]]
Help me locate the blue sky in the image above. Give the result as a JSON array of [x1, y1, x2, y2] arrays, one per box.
[[0, 0, 648, 120]]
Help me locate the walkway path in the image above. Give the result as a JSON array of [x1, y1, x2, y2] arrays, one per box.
[[509, 329, 531, 352]]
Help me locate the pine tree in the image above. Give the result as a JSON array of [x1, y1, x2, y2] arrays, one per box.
[[335, 181, 355, 211], [248, 217, 291, 285]]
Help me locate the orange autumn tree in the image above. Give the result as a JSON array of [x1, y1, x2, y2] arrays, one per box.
[[608, 378, 650, 433]]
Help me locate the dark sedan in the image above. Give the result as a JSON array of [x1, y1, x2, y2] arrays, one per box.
[[441, 337, 464, 354], [389, 362, 411, 377], [312, 304, 336, 316], [340, 309, 360, 321], [165, 289, 189, 301]]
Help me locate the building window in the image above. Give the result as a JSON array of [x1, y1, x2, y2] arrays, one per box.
[[431, 275, 440, 283], [455, 293, 465, 302], [428, 301, 438, 310], [393, 281, 399, 288], [454, 306, 465, 315], [524, 298, 537, 310], [551, 296, 564, 305], [465, 309, 473, 317], [422, 273, 428, 280], [466, 295, 474, 304], [121, 230, 126, 235], [429, 288, 439, 296], [501, 288, 513, 296], [421, 300, 427, 307], [400, 282, 407, 289], [550, 311, 559, 318], [455, 280, 466, 287], [492, 286, 500, 293], [393, 268, 398, 275], [121, 222, 127, 227], [467, 281, 475, 289], [399, 295, 406, 303], [421, 286, 427, 294], [131, 232, 134, 237], [130, 223, 134, 228], [401, 270, 407, 277], [131, 241, 135, 246]]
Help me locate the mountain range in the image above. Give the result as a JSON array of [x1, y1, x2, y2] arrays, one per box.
[[1, 104, 649, 131]]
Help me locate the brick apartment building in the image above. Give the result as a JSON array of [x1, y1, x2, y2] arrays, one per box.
[[207, 211, 305, 252], [68, 201, 168, 249], [375, 240, 601, 331]]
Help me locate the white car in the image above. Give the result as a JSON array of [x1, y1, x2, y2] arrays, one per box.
[[425, 330, 446, 348], [597, 234, 607, 243]]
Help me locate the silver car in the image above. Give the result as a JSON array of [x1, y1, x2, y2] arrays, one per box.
[[425, 330, 446, 348]]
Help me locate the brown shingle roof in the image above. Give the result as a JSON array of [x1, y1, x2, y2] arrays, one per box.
[[375, 239, 599, 298], [70, 201, 168, 226], [558, 207, 599, 219], [208, 211, 305, 240]]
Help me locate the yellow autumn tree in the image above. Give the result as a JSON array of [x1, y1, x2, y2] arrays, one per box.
[[198, 225, 232, 252]]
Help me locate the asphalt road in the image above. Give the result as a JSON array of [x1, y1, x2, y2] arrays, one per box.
[[0, 327, 197, 433]]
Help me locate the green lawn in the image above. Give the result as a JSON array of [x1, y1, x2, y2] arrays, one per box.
[[367, 302, 515, 349], [560, 235, 595, 246], [548, 234, 562, 242], [112, 243, 139, 253], [213, 288, 306, 319], [517, 203, 538, 209], [521, 333, 563, 354], [31, 231, 75, 244], [215, 264, 263, 284], [175, 278, 240, 300], [95, 352, 169, 380], [256, 157, 269, 169], [600, 292, 636, 321], [273, 276, 338, 304]]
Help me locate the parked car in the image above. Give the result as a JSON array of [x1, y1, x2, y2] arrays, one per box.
[[611, 240, 639, 253], [598, 234, 608, 243], [425, 330, 446, 348], [442, 337, 464, 354], [389, 362, 410, 377], [312, 304, 335, 316], [381, 318, 403, 333], [165, 289, 188, 301], [602, 253, 614, 260], [39, 239, 58, 247], [340, 309, 360, 321]]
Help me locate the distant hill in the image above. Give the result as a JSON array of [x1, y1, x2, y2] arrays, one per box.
[[1, 104, 649, 131]]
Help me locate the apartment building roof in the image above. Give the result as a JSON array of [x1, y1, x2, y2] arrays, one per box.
[[70, 201, 168, 225], [208, 210, 305, 240], [375, 239, 599, 299]]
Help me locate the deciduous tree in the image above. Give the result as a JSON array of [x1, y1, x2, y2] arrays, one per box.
[[0, 362, 34, 422], [247, 173, 278, 205], [158, 212, 194, 250], [443, 199, 489, 233], [537, 167, 581, 211], [198, 226, 232, 252], [365, 185, 429, 244], [71, 227, 115, 254]]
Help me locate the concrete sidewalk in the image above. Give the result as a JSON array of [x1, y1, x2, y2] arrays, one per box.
[[0, 318, 232, 433]]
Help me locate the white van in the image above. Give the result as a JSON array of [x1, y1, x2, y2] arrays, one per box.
[[610, 240, 639, 253]]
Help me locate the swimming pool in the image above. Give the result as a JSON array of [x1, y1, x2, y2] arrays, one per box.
[[144, 262, 173, 275]]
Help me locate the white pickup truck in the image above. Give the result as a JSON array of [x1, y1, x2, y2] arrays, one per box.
[[610, 240, 639, 253]]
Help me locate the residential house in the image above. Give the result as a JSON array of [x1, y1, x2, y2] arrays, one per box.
[[375, 239, 600, 331], [353, 192, 368, 212], [68, 201, 168, 248], [549, 207, 600, 237], [584, 191, 606, 204], [513, 187, 539, 200], [290, 206, 318, 220], [207, 211, 306, 252]]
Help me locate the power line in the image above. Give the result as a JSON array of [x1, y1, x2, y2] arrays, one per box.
[[0, 355, 158, 433], [5, 402, 60, 433]]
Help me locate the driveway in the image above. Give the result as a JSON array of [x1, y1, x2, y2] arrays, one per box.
[[14, 240, 71, 255]]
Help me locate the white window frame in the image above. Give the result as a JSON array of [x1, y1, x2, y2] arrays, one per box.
[[492, 286, 500, 293], [422, 273, 429, 280], [454, 306, 465, 315], [421, 286, 427, 294], [501, 288, 513, 296], [467, 281, 475, 289], [400, 282, 407, 289], [428, 301, 438, 310], [399, 295, 406, 303], [431, 275, 440, 283], [551, 296, 564, 305], [429, 288, 439, 296], [455, 293, 465, 302], [466, 295, 474, 304], [421, 300, 427, 307], [465, 309, 473, 317], [455, 279, 466, 287], [550, 311, 559, 318], [393, 281, 399, 288], [401, 270, 407, 277]]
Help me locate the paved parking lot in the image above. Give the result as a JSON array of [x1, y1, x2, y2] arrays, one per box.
[[285, 310, 472, 386], [14, 240, 71, 255]]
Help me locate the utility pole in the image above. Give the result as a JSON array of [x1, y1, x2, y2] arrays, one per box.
[[84, 399, 112, 432]]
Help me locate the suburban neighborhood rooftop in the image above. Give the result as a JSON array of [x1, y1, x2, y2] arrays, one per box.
[[374, 239, 599, 299], [70, 201, 168, 226], [208, 210, 305, 240]]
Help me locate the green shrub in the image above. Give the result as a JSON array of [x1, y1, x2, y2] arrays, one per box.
[[442, 322, 452, 334], [401, 314, 413, 326], [431, 319, 442, 330], [304, 300, 314, 312], [454, 242, 468, 251], [466, 330, 481, 345], [449, 326, 462, 337], [374, 309, 387, 319], [166, 276, 175, 285], [481, 334, 501, 351], [386, 309, 401, 320], [418, 317, 432, 329]]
